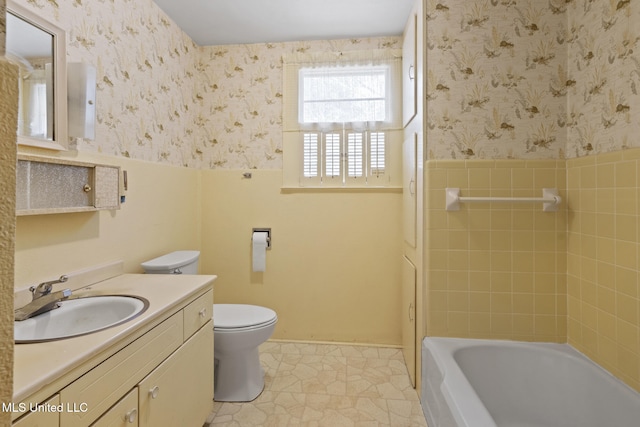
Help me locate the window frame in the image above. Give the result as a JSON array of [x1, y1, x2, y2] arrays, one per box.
[[282, 49, 403, 190]]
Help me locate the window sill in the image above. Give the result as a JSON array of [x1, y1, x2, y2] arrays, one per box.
[[280, 186, 402, 194]]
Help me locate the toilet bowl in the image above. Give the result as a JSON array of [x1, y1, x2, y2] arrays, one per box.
[[140, 251, 277, 402], [213, 304, 277, 401]]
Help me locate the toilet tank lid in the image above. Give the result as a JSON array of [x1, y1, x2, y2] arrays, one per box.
[[141, 250, 200, 271], [214, 304, 277, 329]]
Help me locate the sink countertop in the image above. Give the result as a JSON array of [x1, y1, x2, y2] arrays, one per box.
[[13, 273, 216, 404]]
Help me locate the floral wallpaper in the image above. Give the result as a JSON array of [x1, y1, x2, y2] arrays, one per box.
[[195, 38, 401, 169], [424, 0, 568, 160], [566, 0, 640, 158], [7, 0, 640, 166], [12, 0, 201, 167], [9, 0, 400, 169]]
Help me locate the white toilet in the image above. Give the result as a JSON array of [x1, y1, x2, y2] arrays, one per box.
[[140, 250, 200, 275], [141, 251, 278, 402]]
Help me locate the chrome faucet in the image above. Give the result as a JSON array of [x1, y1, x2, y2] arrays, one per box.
[[14, 275, 72, 321]]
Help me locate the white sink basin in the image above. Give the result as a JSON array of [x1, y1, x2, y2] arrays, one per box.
[[15, 295, 149, 343]]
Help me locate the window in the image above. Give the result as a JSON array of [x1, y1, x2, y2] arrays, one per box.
[[299, 66, 390, 124], [283, 50, 402, 188]]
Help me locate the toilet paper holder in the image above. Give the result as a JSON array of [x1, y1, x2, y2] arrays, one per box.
[[252, 228, 271, 249]]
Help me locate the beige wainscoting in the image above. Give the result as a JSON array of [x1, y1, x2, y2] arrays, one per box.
[[200, 169, 403, 345]]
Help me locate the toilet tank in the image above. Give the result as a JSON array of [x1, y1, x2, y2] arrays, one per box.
[[141, 250, 200, 275]]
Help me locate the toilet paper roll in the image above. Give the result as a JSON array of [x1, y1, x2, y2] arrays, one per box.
[[252, 231, 268, 272]]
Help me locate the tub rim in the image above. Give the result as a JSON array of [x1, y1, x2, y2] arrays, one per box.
[[422, 337, 640, 427]]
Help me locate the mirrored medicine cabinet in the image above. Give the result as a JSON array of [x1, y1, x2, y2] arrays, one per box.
[[6, 0, 68, 151]]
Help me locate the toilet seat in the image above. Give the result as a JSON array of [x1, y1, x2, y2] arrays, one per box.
[[214, 304, 277, 331]]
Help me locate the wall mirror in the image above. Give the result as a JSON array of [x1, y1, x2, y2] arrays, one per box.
[[6, 0, 68, 151]]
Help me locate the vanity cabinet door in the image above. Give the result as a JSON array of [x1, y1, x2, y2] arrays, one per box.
[[137, 323, 213, 427], [91, 389, 138, 427], [12, 395, 60, 427], [60, 312, 183, 427]]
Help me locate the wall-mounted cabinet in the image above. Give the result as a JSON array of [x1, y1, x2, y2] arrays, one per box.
[[16, 155, 120, 216], [402, 10, 417, 127], [403, 133, 417, 248], [402, 255, 416, 387], [402, 0, 425, 396]]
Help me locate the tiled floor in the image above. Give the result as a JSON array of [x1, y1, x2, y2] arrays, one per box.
[[207, 341, 428, 426]]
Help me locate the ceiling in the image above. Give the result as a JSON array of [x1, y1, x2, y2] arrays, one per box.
[[153, 0, 414, 46]]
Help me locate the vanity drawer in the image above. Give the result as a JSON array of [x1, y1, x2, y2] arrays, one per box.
[[13, 394, 60, 427], [183, 290, 212, 340], [91, 388, 138, 427], [60, 312, 183, 427]]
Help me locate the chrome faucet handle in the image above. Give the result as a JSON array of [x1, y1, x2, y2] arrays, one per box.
[[30, 275, 69, 299], [59, 288, 72, 298], [15, 287, 73, 321]]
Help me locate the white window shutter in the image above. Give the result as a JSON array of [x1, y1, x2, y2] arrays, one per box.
[[324, 133, 342, 182], [303, 132, 319, 177], [346, 132, 364, 177], [300, 132, 321, 186], [369, 132, 386, 176], [345, 131, 367, 186]]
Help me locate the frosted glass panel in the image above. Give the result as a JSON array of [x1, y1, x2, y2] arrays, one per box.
[[17, 160, 93, 210]]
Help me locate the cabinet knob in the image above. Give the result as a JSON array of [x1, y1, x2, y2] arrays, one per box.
[[83, 184, 92, 192], [199, 308, 207, 318], [150, 385, 160, 399], [125, 408, 137, 423]]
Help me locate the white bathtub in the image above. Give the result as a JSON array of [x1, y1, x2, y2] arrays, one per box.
[[421, 337, 640, 427]]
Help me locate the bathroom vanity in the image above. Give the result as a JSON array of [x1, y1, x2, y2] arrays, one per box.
[[12, 273, 215, 426]]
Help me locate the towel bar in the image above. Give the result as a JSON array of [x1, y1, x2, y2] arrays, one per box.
[[445, 188, 561, 212]]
